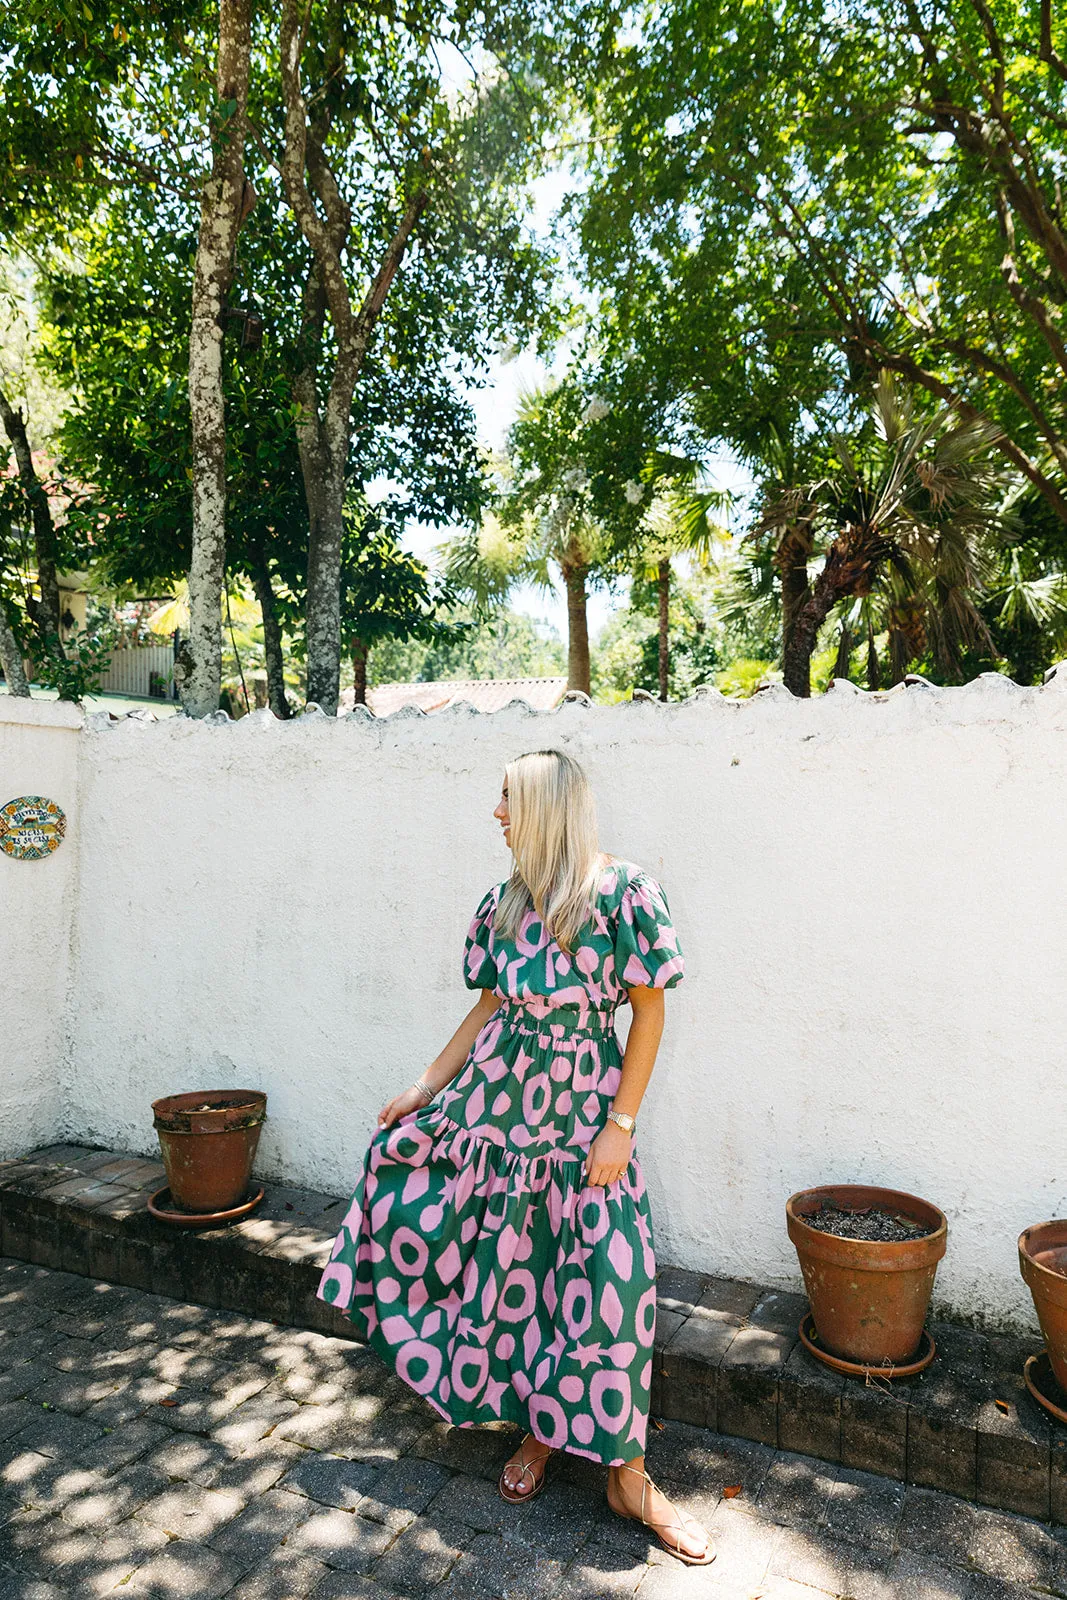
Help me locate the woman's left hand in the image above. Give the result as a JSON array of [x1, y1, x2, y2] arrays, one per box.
[[585, 1122, 633, 1188]]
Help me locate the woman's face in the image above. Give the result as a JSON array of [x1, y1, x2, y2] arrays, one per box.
[[493, 776, 511, 848]]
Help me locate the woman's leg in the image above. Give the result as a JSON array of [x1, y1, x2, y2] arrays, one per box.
[[606, 1452, 713, 1561]]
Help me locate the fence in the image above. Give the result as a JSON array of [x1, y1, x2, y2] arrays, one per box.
[[99, 643, 176, 700]]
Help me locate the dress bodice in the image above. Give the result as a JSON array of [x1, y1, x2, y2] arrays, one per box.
[[463, 857, 684, 1019]]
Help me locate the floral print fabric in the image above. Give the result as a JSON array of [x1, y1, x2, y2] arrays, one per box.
[[317, 857, 684, 1465]]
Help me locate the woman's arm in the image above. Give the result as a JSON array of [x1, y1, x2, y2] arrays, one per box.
[[378, 989, 501, 1128], [585, 985, 665, 1187]]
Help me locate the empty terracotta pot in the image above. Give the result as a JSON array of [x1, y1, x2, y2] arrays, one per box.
[[787, 1184, 948, 1366], [152, 1089, 267, 1214], [1019, 1221, 1067, 1392]]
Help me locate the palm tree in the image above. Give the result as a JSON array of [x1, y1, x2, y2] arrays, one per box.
[[493, 387, 620, 696], [632, 484, 732, 699], [757, 373, 1010, 696]]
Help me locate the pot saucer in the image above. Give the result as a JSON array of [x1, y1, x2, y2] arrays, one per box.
[[798, 1311, 936, 1379], [1023, 1351, 1067, 1424], [147, 1183, 265, 1228]]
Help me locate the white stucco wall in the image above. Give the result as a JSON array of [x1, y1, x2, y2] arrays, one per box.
[[0, 698, 81, 1159], [3, 673, 1066, 1331]]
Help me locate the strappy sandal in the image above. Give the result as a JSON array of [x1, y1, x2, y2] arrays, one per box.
[[607, 1461, 716, 1566], [498, 1432, 557, 1504]]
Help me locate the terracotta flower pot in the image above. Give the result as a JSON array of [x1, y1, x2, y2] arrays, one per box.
[[152, 1089, 267, 1215], [1019, 1221, 1067, 1392], [786, 1184, 948, 1366]]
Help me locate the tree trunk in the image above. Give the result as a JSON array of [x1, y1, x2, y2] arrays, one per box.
[[250, 550, 291, 719], [786, 523, 890, 696], [305, 481, 345, 711], [351, 638, 369, 704], [832, 625, 852, 682], [561, 555, 591, 694], [657, 558, 670, 700], [280, 0, 427, 715], [0, 610, 30, 695], [776, 523, 813, 696], [0, 386, 62, 651], [181, 0, 252, 718], [784, 559, 845, 696]]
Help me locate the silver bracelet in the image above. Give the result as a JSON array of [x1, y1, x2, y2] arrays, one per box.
[[413, 1077, 435, 1104]]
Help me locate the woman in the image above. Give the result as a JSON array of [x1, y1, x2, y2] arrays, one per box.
[[317, 748, 712, 1566]]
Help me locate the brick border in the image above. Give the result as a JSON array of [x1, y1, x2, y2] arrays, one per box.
[[0, 1144, 1056, 1522]]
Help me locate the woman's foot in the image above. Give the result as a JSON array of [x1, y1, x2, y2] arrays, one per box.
[[499, 1433, 555, 1500], [607, 1460, 713, 1564]]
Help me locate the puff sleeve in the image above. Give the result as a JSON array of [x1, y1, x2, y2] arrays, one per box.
[[614, 870, 685, 989], [463, 884, 502, 990]]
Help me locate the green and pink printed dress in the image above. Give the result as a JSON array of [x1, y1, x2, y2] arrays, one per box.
[[316, 856, 684, 1466]]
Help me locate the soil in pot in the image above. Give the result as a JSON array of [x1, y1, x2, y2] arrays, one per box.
[[787, 1184, 947, 1367], [805, 1204, 938, 1243]]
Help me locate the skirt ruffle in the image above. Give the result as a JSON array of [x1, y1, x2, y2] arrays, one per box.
[[317, 1103, 657, 1466]]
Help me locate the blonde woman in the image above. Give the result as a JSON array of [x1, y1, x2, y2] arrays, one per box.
[[317, 749, 712, 1566]]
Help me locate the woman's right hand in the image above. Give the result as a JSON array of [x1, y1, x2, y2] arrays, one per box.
[[377, 1085, 429, 1129]]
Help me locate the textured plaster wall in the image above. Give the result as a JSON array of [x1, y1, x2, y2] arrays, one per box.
[[3, 673, 1066, 1331], [0, 698, 81, 1159]]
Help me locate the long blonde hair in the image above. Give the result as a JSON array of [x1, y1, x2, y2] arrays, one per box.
[[495, 749, 602, 955]]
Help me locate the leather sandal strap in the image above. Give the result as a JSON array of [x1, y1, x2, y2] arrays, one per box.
[[509, 1434, 551, 1490], [614, 1463, 706, 1556]]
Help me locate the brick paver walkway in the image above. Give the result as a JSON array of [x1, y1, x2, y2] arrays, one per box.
[[0, 1258, 1064, 1600]]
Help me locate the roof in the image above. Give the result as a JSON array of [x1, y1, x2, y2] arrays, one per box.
[[340, 677, 568, 716]]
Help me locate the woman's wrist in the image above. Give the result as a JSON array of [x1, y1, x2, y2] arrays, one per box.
[[607, 1109, 637, 1134], [412, 1075, 436, 1104]]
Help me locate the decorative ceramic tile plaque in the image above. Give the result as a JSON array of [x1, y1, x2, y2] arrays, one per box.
[[0, 796, 67, 860]]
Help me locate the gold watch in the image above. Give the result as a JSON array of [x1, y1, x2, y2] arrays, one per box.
[[607, 1110, 636, 1135]]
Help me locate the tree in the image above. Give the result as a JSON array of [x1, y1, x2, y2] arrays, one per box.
[[37, 90, 509, 719], [338, 510, 463, 703], [4, 0, 561, 715], [572, 0, 1067, 545], [0, 610, 29, 695], [631, 485, 731, 700], [756, 374, 1010, 694], [39, 194, 310, 718], [498, 374, 664, 693], [0, 387, 63, 654], [181, 0, 253, 718], [273, 0, 562, 713], [1, 1, 260, 712], [278, 0, 426, 714]]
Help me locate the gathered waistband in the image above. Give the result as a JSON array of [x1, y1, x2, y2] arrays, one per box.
[[494, 994, 618, 1037]]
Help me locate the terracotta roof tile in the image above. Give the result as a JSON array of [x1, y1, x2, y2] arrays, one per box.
[[339, 677, 567, 717]]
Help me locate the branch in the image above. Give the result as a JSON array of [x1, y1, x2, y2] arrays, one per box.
[[354, 189, 429, 341], [279, 0, 355, 350], [321, 186, 430, 461], [1040, 0, 1067, 84], [920, 92, 1067, 287], [966, 0, 1006, 108], [720, 159, 1067, 525], [993, 187, 1067, 383]]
